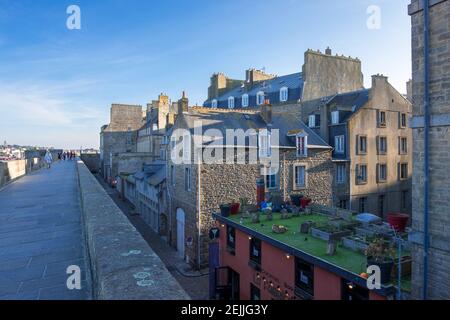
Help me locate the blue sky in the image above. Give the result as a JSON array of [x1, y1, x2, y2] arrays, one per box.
[[0, 0, 412, 149]]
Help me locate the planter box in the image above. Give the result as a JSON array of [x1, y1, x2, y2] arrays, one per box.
[[311, 228, 352, 242], [355, 226, 378, 237], [392, 256, 412, 278], [342, 237, 369, 253]]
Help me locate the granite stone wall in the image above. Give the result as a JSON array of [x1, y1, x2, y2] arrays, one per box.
[[77, 160, 189, 300], [409, 0, 450, 300]]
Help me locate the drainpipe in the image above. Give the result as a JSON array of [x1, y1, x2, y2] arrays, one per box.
[[197, 147, 202, 271], [166, 145, 173, 245], [422, 0, 430, 301]]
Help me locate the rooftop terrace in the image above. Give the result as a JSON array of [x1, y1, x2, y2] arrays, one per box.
[[214, 209, 412, 295]]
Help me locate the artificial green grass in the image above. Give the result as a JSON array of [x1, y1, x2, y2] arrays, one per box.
[[229, 213, 368, 274], [228, 212, 412, 291]]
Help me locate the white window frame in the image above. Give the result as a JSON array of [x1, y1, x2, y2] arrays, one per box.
[[258, 130, 272, 158], [228, 96, 235, 109], [308, 115, 316, 128], [400, 137, 408, 154], [357, 164, 368, 184], [400, 113, 407, 128], [378, 163, 387, 182], [331, 111, 340, 125], [399, 163, 408, 180], [358, 135, 367, 154], [296, 134, 308, 158], [335, 135, 345, 154], [378, 136, 387, 154], [211, 99, 218, 108], [336, 163, 346, 184], [279, 87, 288, 102], [256, 91, 265, 106], [242, 94, 249, 107], [294, 165, 306, 189], [378, 110, 386, 127], [265, 174, 277, 190]]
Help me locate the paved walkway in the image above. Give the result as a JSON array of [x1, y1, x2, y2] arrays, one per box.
[[0, 160, 91, 300]]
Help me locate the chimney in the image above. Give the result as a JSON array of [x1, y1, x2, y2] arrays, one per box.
[[260, 99, 273, 125], [371, 74, 388, 88], [177, 91, 189, 114], [245, 68, 275, 86], [208, 73, 227, 100], [325, 47, 332, 55]]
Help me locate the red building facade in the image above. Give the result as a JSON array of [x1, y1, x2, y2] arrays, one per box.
[[213, 214, 394, 300]]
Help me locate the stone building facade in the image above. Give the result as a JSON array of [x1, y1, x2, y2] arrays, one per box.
[[301, 75, 413, 217], [167, 104, 333, 269], [137, 94, 177, 157], [100, 104, 144, 182], [204, 47, 364, 109], [409, 0, 450, 300]]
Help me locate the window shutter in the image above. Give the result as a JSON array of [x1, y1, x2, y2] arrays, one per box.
[[376, 137, 380, 155], [355, 164, 360, 184], [356, 135, 359, 155]]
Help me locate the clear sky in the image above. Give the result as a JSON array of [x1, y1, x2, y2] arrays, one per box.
[[0, 0, 412, 149]]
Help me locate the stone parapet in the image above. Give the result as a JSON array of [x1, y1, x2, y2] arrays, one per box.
[[76, 160, 189, 300]]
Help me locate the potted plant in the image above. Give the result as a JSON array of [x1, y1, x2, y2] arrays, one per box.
[[239, 198, 249, 212], [365, 238, 396, 284], [220, 203, 231, 217], [230, 202, 240, 215]]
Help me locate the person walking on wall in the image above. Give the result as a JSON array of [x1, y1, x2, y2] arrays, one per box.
[[44, 150, 53, 169]]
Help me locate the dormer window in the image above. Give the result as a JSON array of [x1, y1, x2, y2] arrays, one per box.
[[228, 96, 235, 109], [308, 115, 316, 128], [331, 111, 340, 125], [280, 87, 288, 102], [296, 134, 308, 157], [258, 129, 271, 158], [242, 94, 249, 107], [211, 99, 218, 108], [256, 91, 265, 106]]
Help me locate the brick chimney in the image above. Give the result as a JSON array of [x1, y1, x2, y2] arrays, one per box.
[[177, 91, 189, 114], [260, 99, 273, 125], [371, 74, 389, 91], [246, 69, 275, 86], [208, 73, 227, 100]]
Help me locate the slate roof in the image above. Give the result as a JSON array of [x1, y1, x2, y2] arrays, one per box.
[[131, 161, 166, 186], [180, 109, 330, 149], [148, 166, 166, 186], [326, 89, 370, 122], [203, 72, 303, 108]]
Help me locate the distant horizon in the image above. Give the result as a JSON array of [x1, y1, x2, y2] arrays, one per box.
[[0, 0, 412, 149]]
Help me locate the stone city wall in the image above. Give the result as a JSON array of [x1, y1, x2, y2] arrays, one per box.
[[76, 160, 189, 300]]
